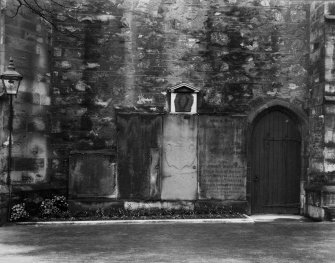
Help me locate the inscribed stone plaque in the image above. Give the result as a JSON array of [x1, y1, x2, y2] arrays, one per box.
[[198, 116, 246, 200]]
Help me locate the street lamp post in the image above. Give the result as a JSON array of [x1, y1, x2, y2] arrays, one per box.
[[0, 58, 23, 221]]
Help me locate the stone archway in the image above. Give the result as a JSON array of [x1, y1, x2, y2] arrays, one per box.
[[247, 100, 308, 214]]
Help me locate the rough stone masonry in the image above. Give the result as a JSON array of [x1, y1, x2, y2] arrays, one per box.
[[0, 0, 334, 221]]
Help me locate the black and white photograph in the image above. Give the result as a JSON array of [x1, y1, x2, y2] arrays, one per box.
[[0, 0, 334, 262]]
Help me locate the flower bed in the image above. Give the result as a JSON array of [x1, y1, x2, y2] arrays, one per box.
[[10, 196, 245, 222]]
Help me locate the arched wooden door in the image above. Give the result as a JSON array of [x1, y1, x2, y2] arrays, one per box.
[[251, 108, 301, 214]]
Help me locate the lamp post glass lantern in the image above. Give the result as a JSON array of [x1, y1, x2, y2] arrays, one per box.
[[1, 58, 22, 221], [0, 57, 22, 95]]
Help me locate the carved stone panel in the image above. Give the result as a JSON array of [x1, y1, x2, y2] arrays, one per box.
[[161, 115, 198, 200]]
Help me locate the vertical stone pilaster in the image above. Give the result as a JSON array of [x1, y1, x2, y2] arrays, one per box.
[[307, 1, 335, 220]]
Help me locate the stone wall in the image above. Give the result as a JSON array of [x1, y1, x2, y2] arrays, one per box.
[[323, 4, 335, 183], [306, 1, 335, 220], [0, 3, 52, 204], [0, 0, 314, 216], [48, 0, 310, 213], [51, 0, 309, 179]]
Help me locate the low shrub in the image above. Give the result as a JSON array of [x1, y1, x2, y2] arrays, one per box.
[[95, 207, 105, 218], [10, 203, 30, 222], [40, 195, 69, 218]]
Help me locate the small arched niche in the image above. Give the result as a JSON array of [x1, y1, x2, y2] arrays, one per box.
[[167, 83, 199, 114]]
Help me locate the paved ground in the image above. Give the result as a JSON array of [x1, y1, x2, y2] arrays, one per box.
[[0, 219, 334, 262]]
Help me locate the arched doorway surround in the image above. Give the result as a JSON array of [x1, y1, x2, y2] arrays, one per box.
[[247, 100, 308, 214]]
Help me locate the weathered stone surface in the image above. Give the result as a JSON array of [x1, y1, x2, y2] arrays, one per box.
[[198, 116, 246, 200], [1, 0, 327, 217], [161, 115, 198, 201], [69, 151, 117, 198], [117, 114, 162, 200], [48, 0, 309, 164], [0, 5, 51, 189]]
